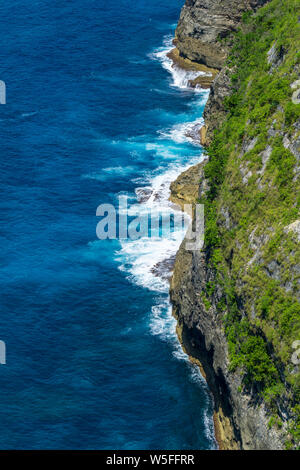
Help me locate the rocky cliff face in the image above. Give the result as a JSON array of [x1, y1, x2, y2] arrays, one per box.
[[170, 165, 288, 450], [175, 0, 269, 69], [170, 187, 291, 450], [170, 0, 300, 450]]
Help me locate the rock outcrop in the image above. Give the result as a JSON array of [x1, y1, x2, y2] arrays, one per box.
[[203, 66, 232, 144], [175, 0, 270, 69], [167, 47, 218, 88], [169, 161, 207, 210]]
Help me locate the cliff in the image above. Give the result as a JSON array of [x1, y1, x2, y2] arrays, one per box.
[[175, 0, 270, 69], [170, 0, 300, 450]]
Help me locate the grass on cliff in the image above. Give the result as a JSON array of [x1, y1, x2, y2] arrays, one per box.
[[200, 0, 300, 447]]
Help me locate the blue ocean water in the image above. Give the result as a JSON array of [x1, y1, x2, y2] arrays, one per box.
[[0, 0, 216, 449]]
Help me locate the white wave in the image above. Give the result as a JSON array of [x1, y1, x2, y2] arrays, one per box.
[[145, 142, 180, 160], [150, 35, 211, 92], [114, 154, 204, 293], [112, 35, 216, 446], [203, 406, 218, 449], [149, 301, 177, 340], [114, 36, 209, 294], [102, 166, 136, 174], [21, 111, 38, 118], [149, 299, 217, 448], [82, 166, 136, 182], [159, 117, 204, 145]]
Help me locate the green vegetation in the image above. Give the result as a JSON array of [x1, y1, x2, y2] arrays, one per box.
[[200, 0, 300, 447]]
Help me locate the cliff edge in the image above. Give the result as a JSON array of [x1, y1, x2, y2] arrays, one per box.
[[170, 0, 300, 450], [175, 0, 270, 69]]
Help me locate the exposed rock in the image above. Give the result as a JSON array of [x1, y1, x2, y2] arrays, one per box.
[[247, 227, 270, 266], [184, 121, 203, 143], [203, 67, 233, 144], [291, 80, 300, 105], [284, 220, 300, 243], [219, 206, 231, 230], [242, 169, 253, 184], [169, 166, 286, 449], [283, 122, 300, 163], [167, 47, 218, 89], [242, 137, 258, 155], [175, 0, 270, 69], [265, 259, 281, 281], [199, 125, 207, 146], [170, 231, 286, 450], [267, 42, 286, 71], [169, 160, 208, 210], [167, 47, 217, 73]]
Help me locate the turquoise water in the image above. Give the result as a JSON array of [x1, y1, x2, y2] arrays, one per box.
[[0, 0, 216, 449]]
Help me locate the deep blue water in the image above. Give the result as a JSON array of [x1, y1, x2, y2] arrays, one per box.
[[0, 0, 216, 449]]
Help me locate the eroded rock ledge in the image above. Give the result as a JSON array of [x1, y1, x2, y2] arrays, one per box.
[[169, 161, 207, 210]]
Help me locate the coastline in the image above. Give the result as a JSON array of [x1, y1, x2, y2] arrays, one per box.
[[114, 34, 217, 448], [168, 161, 239, 451], [166, 47, 218, 89], [161, 0, 299, 451], [175, 322, 223, 451], [164, 49, 240, 449], [145, 38, 220, 449], [166, 47, 215, 73], [162, 50, 227, 449]]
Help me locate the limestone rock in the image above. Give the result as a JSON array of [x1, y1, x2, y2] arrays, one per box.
[[175, 0, 270, 69]]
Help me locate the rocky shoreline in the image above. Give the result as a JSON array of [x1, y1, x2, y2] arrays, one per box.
[[167, 0, 298, 451], [166, 47, 218, 89], [165, 31, 242, 448], [169, 162, 240, 450], [166, 32, 238, 448]]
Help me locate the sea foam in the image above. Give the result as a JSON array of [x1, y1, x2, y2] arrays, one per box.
[[114, 35, 216, 448], [150, 35, 206, 92]]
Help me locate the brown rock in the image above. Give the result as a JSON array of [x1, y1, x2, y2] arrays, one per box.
[[199, 125, 208, 146], [175, 0, 269, 69], [169, 160, 208, 210]]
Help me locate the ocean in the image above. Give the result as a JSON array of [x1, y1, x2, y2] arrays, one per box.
[[0, 0, 216, 449]]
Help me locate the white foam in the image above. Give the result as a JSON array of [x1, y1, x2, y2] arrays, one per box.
[[113, 35, 216, 445], [150, 35, 211, 92], [149, 301, 177, 340], [21, 111, 38, 118], [114, 155, 203, 293], [82, 166, 136, 182], [115, 37, 209, 294], [149, 299, 217, 448], [159, 117, 204, 145], [114, 117, 205, 301]]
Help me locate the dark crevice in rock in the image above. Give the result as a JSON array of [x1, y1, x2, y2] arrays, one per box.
[[180, 322, 242, 446]]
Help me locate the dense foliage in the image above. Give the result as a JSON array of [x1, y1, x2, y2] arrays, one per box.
[[201, 0, 300, 447]]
